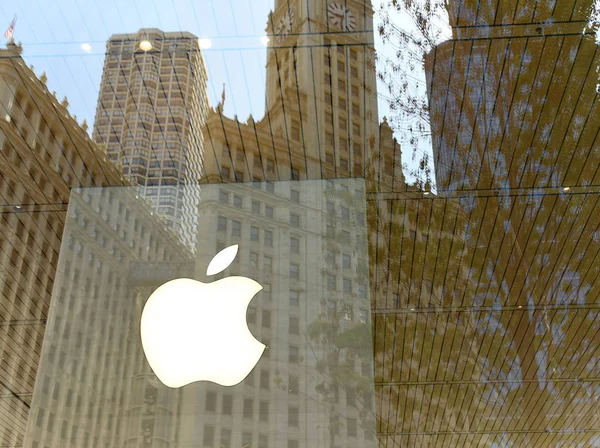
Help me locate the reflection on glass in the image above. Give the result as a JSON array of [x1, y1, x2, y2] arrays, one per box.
[[23, 181, 376, 447]]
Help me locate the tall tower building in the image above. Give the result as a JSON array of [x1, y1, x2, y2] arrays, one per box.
[[201, 0, 405, 193], [93, 29, 209, 250]]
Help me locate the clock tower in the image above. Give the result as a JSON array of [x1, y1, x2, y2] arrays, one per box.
[[264, 0, 381, 181]]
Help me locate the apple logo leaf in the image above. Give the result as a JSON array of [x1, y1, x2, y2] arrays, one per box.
[[206, 244, 239, 276]]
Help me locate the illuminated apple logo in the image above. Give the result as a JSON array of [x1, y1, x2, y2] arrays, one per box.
[[140, 245, 265, 388]]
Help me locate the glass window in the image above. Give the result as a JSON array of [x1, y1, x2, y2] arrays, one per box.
[[203, 425, 215, 446], [263, 283, 271, 300], [289, 317, 299, 335], [290, 236, 300, 254], [220, 428, 231, 447], [205, 391, 216, 412], [261, 310, 271, 329], [290, 213, 300, 227], [265, 182, 275, 193], [326, 249, 336, 265], [219, 189, 229, 204], [231, 220, 241, 236], [259, 401, 269, 421], [342, 253, 351, 269], [265, 205, 274, 218], [289, 375, 299, 395], [289, 345, 299, 363], [217, 216, 227, 232], [233, 195, 242, 208], [290, 263, 299, 279], [223, 394, 233, 415], [347, 418, 357, 437], [359, 284, 367, 299], [341, 206, 350, 221], [343, 278, 352, 293], [327, 274, 336, 290], [359, 309, 368, 324], [327, 201, 335, 214], [288, 406, 299, 427], [252, 201, 261, 214], [243, 398, 253, 419], [250, 252, 259, 268], [291, 189, 300, 203], [264, 256, 272, 272], [264, 230, 273, 246], [251, 225, 259, 242], [290, 290, 299, 307], [260, 369, 270, 389]]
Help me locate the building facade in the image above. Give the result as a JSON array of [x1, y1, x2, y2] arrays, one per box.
[[92, 29, 210, 250]]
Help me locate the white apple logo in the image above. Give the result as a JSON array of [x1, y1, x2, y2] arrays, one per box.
[[140, 245, 265, 388]]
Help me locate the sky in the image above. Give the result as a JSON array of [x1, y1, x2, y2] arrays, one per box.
[[0, 0, 438, 184]]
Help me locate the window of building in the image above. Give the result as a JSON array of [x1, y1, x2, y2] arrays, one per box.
[[343, 278, 352, 293], [250, 252, 259, 268], [260, 310, 271, 328], [222, 166, 230, 179], [359, 308, 368, 324], [231, 220, 241, 237], [325, 132, 334, 147], [219, 189, 229, 204], [291, 189, 300, 203], [342, 206, 350, 221], [289, 440, 299, 448], [263, 283, 271, 300], [290, 290, 299, 307], [203, 425, 215, 446], [347, 418, 357, 437], [265, 230, 273, 247], [290, 236, 300, 254], [342, 253, 351, 269], [326, 152, 334, 164], [290, 213, 300, 227], [291, 124, 300, 141], [337, 61, 345, 72], [205, 391, 216, 412], [339, 117, 347, 129], [351, 84, 359, 96], [260, 370, 270, 389], [222, 394, 233, 415], [327, 249, 336, 265], [353, 122, 360, 136], [327, 201, 335, 215], [220, 428, 232, 447], [290, 263, 299, 279], [340, 137, 348, 150], [243, 399, 253, 419], [359, 284, 367, 299], [289, 375, 299, 395], [251, 226, 259, 242], [233, 195, 243, 208], [288, 406, 299, 427], [259, 401, 269, 422], [325, 73, 331, 85], [235, 170, 244, 182], [352, 102, 360, 115], [217, 216, 227, 232], [339, 97, 347, 109], [338, 79, 346, 91], [265, 205, 274, 218], [266, 182, 275, 194], [326, 112, 333, 124], [264, 256, 272, 272], [266, 159, 275, 173], [289, 345, 299, 363], [350, 49, 358, 60], [341, 158, 349, 170], [289, 317, 299, 335], [251, 201, 261, 215], [327, 275, 336, 290]]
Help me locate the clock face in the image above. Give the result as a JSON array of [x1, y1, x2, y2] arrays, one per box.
[[276, 10, 295, 43], [328, 3, 356, 31]]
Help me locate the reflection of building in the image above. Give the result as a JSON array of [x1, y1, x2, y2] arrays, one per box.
[[425, 0, 599, 192], [22, 182, 375, 448], [201, 0, 406, 193], [23, 188, 194, 447], [93, 28, 210, 250], [192, 180, 374, 447], [0, 41, 126, 445]]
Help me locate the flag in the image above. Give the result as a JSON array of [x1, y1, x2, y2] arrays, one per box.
[[4, 15, 16, 40]]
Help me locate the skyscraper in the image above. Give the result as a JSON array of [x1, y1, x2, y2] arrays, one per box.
[[93, 28, 209, 250]]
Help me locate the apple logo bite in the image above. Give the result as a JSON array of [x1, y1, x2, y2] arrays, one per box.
[[140, 245, 266, 388]]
